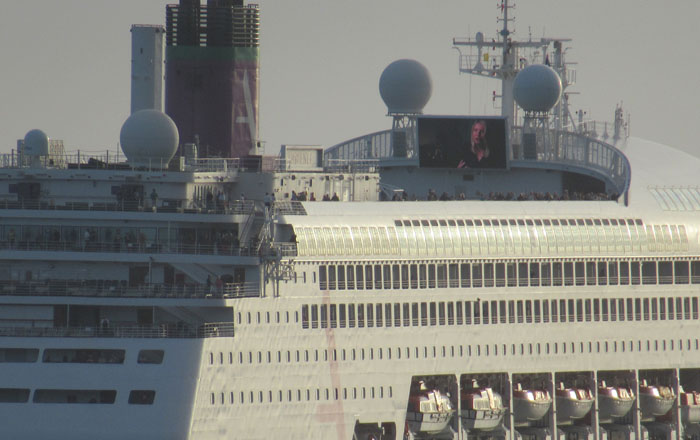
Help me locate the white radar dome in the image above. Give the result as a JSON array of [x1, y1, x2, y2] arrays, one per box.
[[379, 59, 432, 114], [23, 129, 49, 156], [120, 109, 179, 168], [513, 64, 562, 112]]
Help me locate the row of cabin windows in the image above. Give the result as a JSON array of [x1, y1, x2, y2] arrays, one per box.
[[236, 310, 298, 326], [210, 386, 393, 406], [301, 296, 699, 329], [0, 389, 155, 404], [207, 337, 700, 371], [295, 218, 688, 257], [319, 259, 700, 291], [0, 348, 164, 364]]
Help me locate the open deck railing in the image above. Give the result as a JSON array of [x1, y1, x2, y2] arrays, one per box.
[[0, 280, 261, 299], [0, 198, 254, 215], [325, 126, 631, 197], [0, 322, 234, 338]]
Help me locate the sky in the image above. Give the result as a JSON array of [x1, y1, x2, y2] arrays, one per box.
[[0, 0, 698, 157]]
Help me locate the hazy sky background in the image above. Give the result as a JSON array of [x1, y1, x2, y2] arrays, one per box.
[[0, 0, 697, 157]]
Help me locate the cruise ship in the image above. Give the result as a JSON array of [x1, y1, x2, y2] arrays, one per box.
[[2, 1, 700, 440]]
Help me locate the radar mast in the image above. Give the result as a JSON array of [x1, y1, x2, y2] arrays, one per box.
[[452, 0, 573, 134]]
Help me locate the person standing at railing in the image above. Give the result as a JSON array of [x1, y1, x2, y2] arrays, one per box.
[[150, 188, 158, 211]]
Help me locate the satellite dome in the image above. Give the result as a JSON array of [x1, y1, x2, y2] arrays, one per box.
[[120, 109, 179, 168], [513, 64, 562, 112], [23, 129, 49, 157], [379, 59, 432, 114]]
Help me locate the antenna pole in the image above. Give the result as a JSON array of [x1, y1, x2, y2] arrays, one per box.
[[499, 0, 516, 127]]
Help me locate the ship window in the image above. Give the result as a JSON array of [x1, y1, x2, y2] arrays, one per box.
[[382, 304, 389, 327], [574, 262, 585, 286], [405, 264, 415, 289], [357, 304, 365, 328], [34, 389, 116, 404], [471, 264, 482, 288], [401, 265, 409, 289], [642, 262, 657, 285], [364, 265, 372, 289], [0, 348, 38, 363], [128, 390, 155, 405], [483, 263, 494, 287], [374, 265, 382, 290], [355, 266, 364, 290], [631, 261, 641, 284], [403, 303, 410, 326], [382, 264, 391, 289], [539, 263, 551, 286], [549, 300, 557, 323], [690, 262, 700, 284], [348, 304, 355, 328], [529, 263, 540, 286], [328, 265, 337, 290], [44, 349, 125, 364], [515, 262, 526, 286], [658, 261, 672, 284], [301, 305, 309, 329], [320, 304, 328, 328], [620, 261, 630, 284], [337, 266, 346, 289], [394, 303, 401, 327], [556, 299, 565, 322], [366, 304, 374, 328], [608, 262, 618, 285], [392, 265, 400, 289], [311, 305, 319, 328], [460, 264, 471, 287], [685, 297, 692, 319], [667, 298, 676, 320], [675, 261, 690, 284], [0, 388, 30, 403], [419, 303, 428, 326], [541, 299, 549, 323], [330, 305, 337, 328], [515, 301, 522, 323], [533, 300, 541, 323]]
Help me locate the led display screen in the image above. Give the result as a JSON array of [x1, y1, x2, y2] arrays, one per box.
[[418, 116, 508, 169]]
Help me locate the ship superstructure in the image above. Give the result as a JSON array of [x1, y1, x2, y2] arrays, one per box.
[[2, 2, 700, 440]]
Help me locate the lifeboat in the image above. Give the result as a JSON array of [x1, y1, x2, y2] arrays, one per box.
[[512, 383, 552, 423], [680, 387, 700, 424], [555, 383, 594, 423], [598, 381, 635, 421], [405, 381, 455, 436], [639, 380, 675, 420], [460, 380, 507, 431]]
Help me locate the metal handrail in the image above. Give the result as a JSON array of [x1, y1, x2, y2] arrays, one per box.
[[0, 239, 258, 257], [0, 198, 254, 215], [0, 322, 234, 338], [0, 280, 260, 299]]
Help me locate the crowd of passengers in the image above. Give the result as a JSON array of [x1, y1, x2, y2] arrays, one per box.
[[383, 189, 619, 202]]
